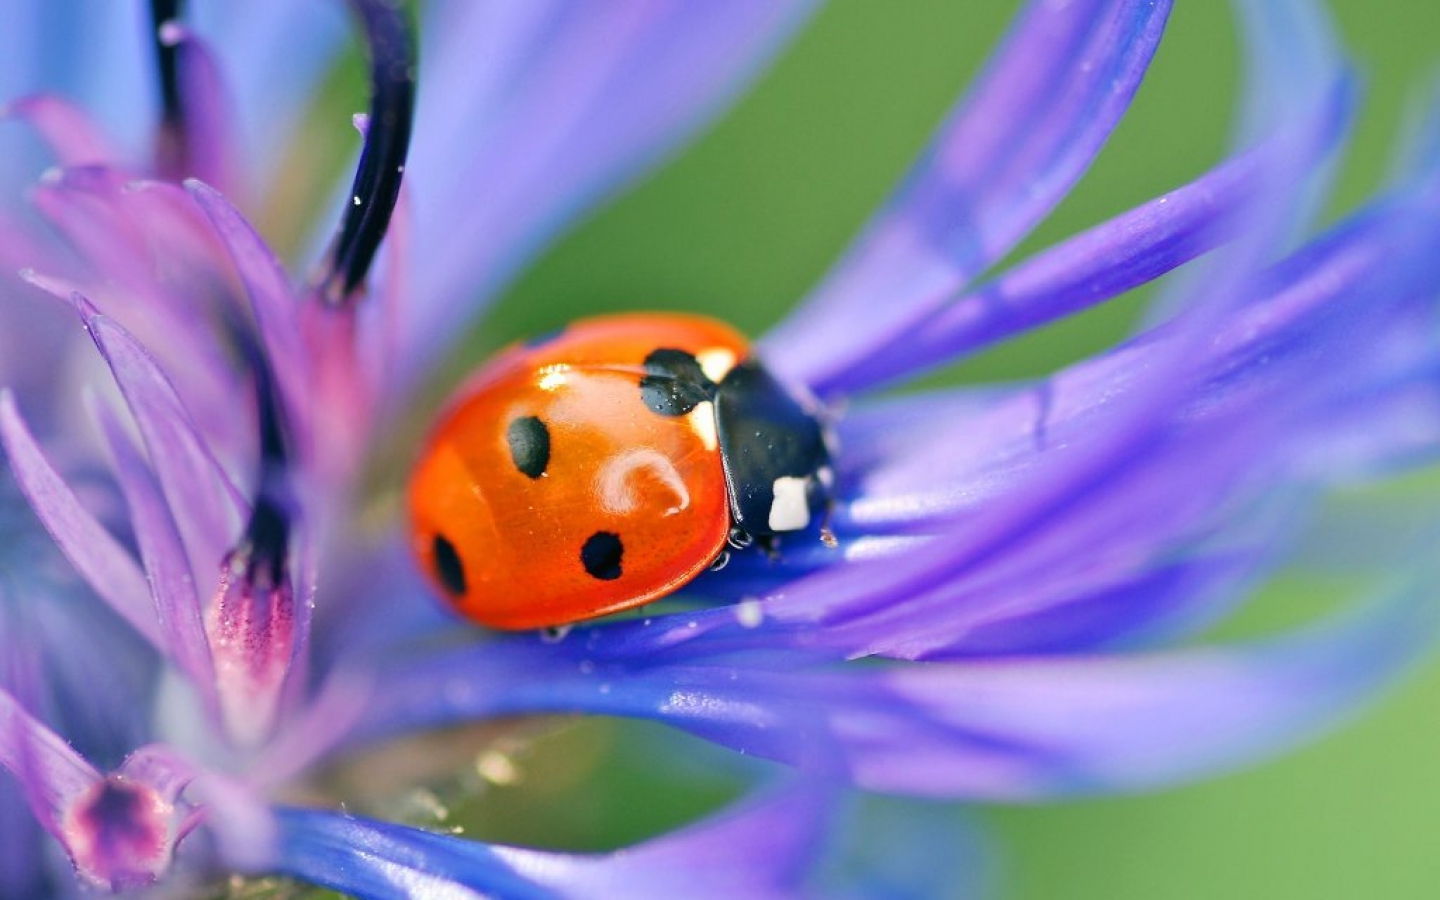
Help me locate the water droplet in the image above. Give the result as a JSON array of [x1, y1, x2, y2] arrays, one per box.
[[735, 598, 764, 628], [540, 624, 572, 643], [475, 750, 519, 785], [578, 659, 595, 675]]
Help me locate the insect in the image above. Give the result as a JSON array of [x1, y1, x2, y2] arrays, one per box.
[[408, 312, 834, 630]]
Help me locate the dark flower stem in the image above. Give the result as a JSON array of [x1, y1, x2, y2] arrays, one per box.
[[234, 325, 292, 589], [149, 0, 186, 177], [320, 0, 417, 305]]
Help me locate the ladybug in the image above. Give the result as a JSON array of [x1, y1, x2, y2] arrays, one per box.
[[408, 312, 834, 630]]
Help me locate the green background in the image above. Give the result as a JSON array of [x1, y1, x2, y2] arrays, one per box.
[[301, 3, 1440, 898]]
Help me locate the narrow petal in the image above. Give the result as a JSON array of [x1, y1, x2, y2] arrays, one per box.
[[0, 392, 160, 648], [25, 169, 257, 454], [3, 94, 119, 167], [95, 404, 217, 707], [762, 0, 1172, 391], [154, 23, 240, 197], [823, 79, 1353, 395], [267, 783, 832, 900], [0, 686, 99, 831], [78, 300, 248, 581], [186, 180, 309, 438], [0, 2, 151, 185], [392, 0, 817, 391]]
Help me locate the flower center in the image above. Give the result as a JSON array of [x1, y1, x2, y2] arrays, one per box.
[[61, 775, 174, 890]]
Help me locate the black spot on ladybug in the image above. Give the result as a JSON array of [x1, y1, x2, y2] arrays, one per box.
[[639, 348, 715, 417], [580, 531, 624, 580], [431, 534, 467, 596], [506, 415, 550, 478]]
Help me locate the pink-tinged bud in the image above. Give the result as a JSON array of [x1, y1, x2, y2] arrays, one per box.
[[60, 775, 174, 890], [206, 546, 296, 748]]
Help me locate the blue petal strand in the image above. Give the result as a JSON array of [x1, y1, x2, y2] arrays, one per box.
[[762, 0, 1172, 394], [356, 579, 1439, 801], [823, 78, 1354, 395], [269, 783, 833, 900]]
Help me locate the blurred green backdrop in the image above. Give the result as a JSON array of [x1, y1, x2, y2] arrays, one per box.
[[357, 3, 1440, 898]]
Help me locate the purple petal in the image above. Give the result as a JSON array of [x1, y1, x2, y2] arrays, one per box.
[[78, 301, 248, 582], [154, 24, 240, 198], [60, 777, 175, 890], [0, 3, 152, 184], [0, 685, 99, 832], [0, 392, 159, 648], [3, 94, 118, 166], [838, 584, 1439, 798], [115, 745, 198, 811], [185, 180, 309, 440], [823, 80, 1354, 395], [184, 1, 348, 193], [94, 404, 217, 709], [268, 783, 832, 899], [392, 0, 817, 391], [357, 581, 1438, 800], [762, 0, 1172, 392], [25, 169, 258, 453]]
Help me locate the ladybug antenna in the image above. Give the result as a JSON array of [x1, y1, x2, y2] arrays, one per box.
[[149, 0, 187, 176], [318, 0, 416, 306]]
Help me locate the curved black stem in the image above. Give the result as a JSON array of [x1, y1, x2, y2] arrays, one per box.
[[150, 0, 187, 175], [229, 323, 292, 590], [320, 0, 417, 305]]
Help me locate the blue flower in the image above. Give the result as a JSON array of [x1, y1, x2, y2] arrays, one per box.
[[1, 0, 1438, 897]]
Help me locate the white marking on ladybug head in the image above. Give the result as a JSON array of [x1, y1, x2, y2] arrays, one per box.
[[598, 448, 691, 516], [686, 400, 718, 451], [768, 476, 811, 532], [696, 348, 738, 383]]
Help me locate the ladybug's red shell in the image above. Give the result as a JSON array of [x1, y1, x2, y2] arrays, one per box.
[[409, 314, 746, 630]]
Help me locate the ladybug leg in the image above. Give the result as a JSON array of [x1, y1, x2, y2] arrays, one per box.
[[727, 526, 755, 550], [819, 506, 839, 549], [811, 464, 839, 549], [726, 525, 781, 561], [756, 533, 782, 561]]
